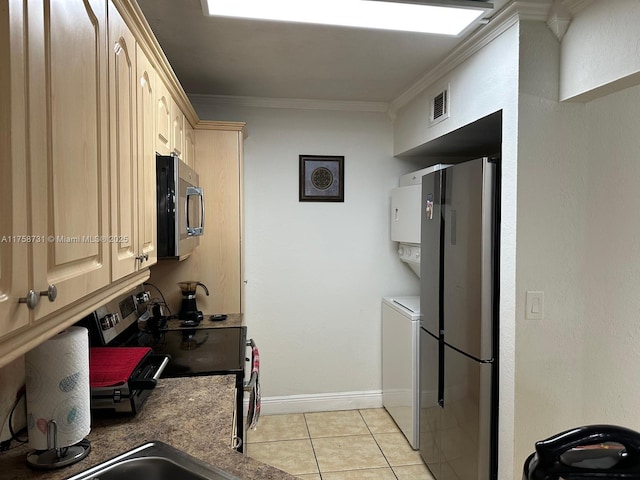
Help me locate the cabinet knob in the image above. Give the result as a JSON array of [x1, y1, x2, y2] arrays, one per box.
[[136, 253, 149, 262], [41, 284, 57, 302], [19, 290, 39, 310]]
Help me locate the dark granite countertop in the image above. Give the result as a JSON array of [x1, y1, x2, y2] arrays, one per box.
[[140, 313, 245, 331], [3, 375, 295, 480]]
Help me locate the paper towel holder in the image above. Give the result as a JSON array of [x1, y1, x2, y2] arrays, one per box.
[[26, 420, 91, 470]]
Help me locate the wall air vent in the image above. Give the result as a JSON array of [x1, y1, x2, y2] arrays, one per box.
[[429, 85, 450, 126]]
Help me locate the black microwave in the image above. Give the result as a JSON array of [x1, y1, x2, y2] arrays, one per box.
[[156, 154, 204, 259]]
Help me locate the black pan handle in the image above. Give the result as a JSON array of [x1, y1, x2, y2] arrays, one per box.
[[535, 425, 640, 468]]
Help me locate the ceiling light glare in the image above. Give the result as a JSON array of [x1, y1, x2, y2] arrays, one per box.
[[203, 0, 488, 35]]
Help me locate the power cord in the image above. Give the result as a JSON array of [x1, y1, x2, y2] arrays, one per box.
[[143, 282, 172, 315], [0, 387, 28, 451]]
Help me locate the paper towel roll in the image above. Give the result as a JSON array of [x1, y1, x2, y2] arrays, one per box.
[[25, 326, 91, 450]]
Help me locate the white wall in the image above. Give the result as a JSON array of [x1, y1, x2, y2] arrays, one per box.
[[560, 0, 640, 101], [516, 14, 640, 475], [514, 20, 589, 474], [392, 23, 520, 480], [517, 60, 640, 475], [392, 22, 519, 157], [582, 82, 640, 426], [190, 100, 421, 410]]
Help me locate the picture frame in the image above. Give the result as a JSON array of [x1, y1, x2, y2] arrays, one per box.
[[299, 155, 344, 202]]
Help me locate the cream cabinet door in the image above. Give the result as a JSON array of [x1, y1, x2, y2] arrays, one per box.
[[0, 0, 30, 337], [137, 44, 158, 268], [184, 121, 196, 168], [171, 97, 185, 159], [194, 126, 245, 314], [156, 79, 172, 155], [28, 0, 110, 320], [109, 1, 139, 281]]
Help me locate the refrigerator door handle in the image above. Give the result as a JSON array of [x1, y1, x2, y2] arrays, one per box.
[[438, 337, 445, 407]]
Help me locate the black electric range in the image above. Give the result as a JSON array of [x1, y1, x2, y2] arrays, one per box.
[[80, 288, 246, 378], [78, 286, 250, 450]]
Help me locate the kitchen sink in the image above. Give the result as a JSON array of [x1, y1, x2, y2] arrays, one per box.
[[64, 441, 240, 480]]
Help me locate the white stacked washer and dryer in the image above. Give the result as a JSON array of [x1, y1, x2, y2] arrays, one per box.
[[382, 164, 449, 450]]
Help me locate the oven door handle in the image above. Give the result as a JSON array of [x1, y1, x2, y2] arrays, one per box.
[[129, 355, 170, 390], [152, 355, 170, 381]]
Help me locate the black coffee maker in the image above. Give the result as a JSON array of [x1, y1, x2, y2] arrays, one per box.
[[177, 281, 209, 325], [524, 425, 640, 479]]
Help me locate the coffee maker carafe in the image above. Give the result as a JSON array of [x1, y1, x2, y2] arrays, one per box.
[[177, 281, 209, 325]]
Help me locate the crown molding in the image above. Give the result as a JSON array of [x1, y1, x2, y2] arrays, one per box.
[[195, 120, 247, 132], [547, 0, 572, 40], [195, 120, 248, 139], [388, 0, 552, 118], [560, 0, 596, 16], [188, 94, 390, 114]]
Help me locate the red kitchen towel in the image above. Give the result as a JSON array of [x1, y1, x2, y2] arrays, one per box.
[[252, 345, 260, 375], [247, 345, 261, 430], [89, 347, 152, 388]]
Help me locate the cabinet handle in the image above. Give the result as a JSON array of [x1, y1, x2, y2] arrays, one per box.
[[19, 290, 39, 310], [136, 253, 149, 262], [41, 284, 57, 302]]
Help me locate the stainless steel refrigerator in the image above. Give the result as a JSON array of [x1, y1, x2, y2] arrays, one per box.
[[419, 157, 499, 480]]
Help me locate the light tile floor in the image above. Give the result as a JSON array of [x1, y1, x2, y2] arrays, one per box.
[[246, 409, 435, 480]]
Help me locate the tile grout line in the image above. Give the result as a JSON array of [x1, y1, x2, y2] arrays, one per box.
[[250, 410, 417, 479], [358, 409, 401, 480], [303, 412, 323, 479]]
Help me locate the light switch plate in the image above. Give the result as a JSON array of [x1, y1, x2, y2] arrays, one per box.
[[526, 291, 544, 320]]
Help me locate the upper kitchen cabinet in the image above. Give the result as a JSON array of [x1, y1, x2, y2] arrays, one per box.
[[156, 78, 172, 155], [184, 120, 197, 168], [171, 96, 185, 159], [109, 1, 157, 280], [136, 43, 158, 270], [156, 80, 189, 161], [28, 0, 111, 321], [0, 0, 206, 367], [0, 0, 30, 339], [194, 123, 247, 314], [109, 1, 139, 280]]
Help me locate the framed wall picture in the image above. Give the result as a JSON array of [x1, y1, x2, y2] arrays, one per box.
[[299, 155, 344, 202]]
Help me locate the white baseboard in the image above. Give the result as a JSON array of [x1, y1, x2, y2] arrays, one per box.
[[245, 390, 383, 416]]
